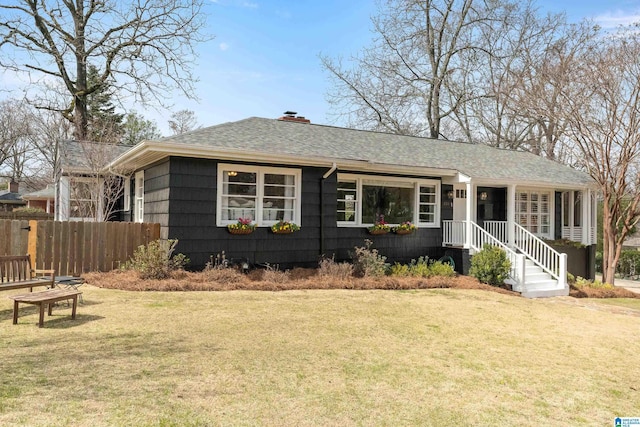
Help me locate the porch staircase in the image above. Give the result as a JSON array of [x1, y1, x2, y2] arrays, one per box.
[[444, 220, 569, 298], [519, 259, 566, 298]]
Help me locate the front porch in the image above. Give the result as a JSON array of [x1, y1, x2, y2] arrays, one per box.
[[440, 179, 597, 298]]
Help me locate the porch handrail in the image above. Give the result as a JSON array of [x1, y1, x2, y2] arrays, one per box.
[[483, 220, 508, 242], [470, 221, 523, 289], [442, 220, 466, 246], [513, 223, 567, 287]]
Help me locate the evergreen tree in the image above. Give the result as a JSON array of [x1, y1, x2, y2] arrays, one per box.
[[86, 65, 124, 142], [121, 112, 162, 145]]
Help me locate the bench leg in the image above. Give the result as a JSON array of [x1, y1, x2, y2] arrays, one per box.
[[48, 302, 53, 316], [13, 300, 19, 324], [38, 303, 45, 328], [71, 296, 78, 320]]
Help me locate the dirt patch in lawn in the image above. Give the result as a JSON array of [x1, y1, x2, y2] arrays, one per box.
[[84, 269, 518, 295]]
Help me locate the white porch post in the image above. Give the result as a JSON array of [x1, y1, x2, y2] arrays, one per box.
[[465, 181, 473, 249], [507, 184, 516, 247], [582, 189, 590, 245]]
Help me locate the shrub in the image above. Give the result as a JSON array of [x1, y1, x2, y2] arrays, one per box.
[[262, 264, 291, 283], [617, 251, 640, 278], [428, 260, 455, 277], [12, 206, 45, 213], [127, 239, 189, 280], [351, 239, 388, 277], [469, 244, 511, 287], [318, 256, 353, 280], [573, 276, 614, 290], [390, 262, 410, 276], [389, 257, 455, 278]]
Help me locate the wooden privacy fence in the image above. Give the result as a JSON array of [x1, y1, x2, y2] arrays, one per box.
[[0, 220, 160, 275]]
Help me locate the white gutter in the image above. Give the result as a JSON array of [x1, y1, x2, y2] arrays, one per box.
[[323, 162, 337, 179], [107, 141, 460, 178]]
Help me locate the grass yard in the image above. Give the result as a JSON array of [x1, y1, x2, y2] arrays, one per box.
[[1, 285, 639, 426]]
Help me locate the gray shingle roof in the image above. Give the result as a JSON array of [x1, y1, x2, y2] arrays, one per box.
[[152, 117, 592, 187], [60, 140, 133, 170]]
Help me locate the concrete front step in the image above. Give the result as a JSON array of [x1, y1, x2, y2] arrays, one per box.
[[521, 286, 569, 298], [521, 261, 567, 297]]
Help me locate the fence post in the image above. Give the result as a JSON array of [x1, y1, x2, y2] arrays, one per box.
[[28, 220, 38, 268]]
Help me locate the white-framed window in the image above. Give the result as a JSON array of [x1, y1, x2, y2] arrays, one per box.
[[515, 189, 551, 238], [134, 171, 144, 223], [337, 174, 440, 227], [69, 177, 101, 221], [123, 178, 131, 212], [217, 164, 302, 226]]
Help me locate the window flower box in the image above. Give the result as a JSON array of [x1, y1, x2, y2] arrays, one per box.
[[367, 215, 391, 235], [271, 220, 300, 234], [393, 221, 416, 235], [227, 218, 256, 235]]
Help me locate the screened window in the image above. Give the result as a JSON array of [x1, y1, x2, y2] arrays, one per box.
[[69, 178, 99, 220], [218, 165, 301, 226], [337, 174, 440, 227], [516, 190, 551, 237]]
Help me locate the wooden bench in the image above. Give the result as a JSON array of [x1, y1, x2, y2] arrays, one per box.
[[0, 255, 55, 292], [9, 289, 82, 327]]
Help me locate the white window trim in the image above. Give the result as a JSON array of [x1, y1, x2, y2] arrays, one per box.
[[337, 173, 441, 228], [515, 188, 553, 239], [134, 170, 144, 223], [68, 176, 103, 222], [123, 178, 131, 212], [216, 164, 302, 227]]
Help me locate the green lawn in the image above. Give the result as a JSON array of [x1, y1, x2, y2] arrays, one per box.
[[1, 286, 639, 426]]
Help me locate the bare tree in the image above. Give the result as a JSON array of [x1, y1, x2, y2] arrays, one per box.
[[0, 0, 209, 140], [564, 30, 640, 285], [0, 99, 34, 179], [321, 0, 541, 139], [60, 139, 131, 221], [169, 109, 199, 135]]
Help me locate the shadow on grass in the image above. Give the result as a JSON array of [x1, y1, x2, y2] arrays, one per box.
[[0, 299, 102, 323]]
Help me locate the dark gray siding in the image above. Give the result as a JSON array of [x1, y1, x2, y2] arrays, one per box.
[[154, 157, 446, 270], [144, 160, 171, 239]]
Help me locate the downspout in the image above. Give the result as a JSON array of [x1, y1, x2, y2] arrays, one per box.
[[320, 163, 338, 256]]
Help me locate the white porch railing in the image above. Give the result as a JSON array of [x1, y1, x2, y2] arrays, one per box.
[[484, 221, 508, 242], [515, 223, 567, 288], [442, 220, 466, 246], [470, 222, 524, 291]]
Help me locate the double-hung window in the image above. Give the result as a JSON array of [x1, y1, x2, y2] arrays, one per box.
[[337, 174, 440, 227], [217, 164, 301, 226], [134, 171, 144, 223]]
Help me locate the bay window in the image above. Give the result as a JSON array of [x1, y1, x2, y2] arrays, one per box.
[[337, 174, 440, 227], [217, 164, 301, 226]]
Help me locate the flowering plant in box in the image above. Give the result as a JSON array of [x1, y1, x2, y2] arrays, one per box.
[[367, 215, 391, 234], [393, 221, 416, 234], [227, 217, 256, 234], [270, 220, 300, 234]]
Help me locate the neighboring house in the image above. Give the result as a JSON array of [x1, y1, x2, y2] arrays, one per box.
[[56, 140, 132, 221], [623, 233, 640, 251], [22, 185, 56, 214], [0, 180, 27, 212], [57, 114, 598, 297]]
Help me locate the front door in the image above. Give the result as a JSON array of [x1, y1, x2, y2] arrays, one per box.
[[453, 184, 467, 221]]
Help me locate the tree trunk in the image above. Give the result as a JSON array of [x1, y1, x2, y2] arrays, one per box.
[[73, 1, 88, 141]]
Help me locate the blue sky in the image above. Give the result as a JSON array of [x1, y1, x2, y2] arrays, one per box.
[[167, 0, 640, 133], [2, 0, 640, 134]]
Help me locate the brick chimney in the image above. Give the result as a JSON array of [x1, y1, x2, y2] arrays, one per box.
[[9, 180, 18, 193], [278, 111, 310, 124]]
